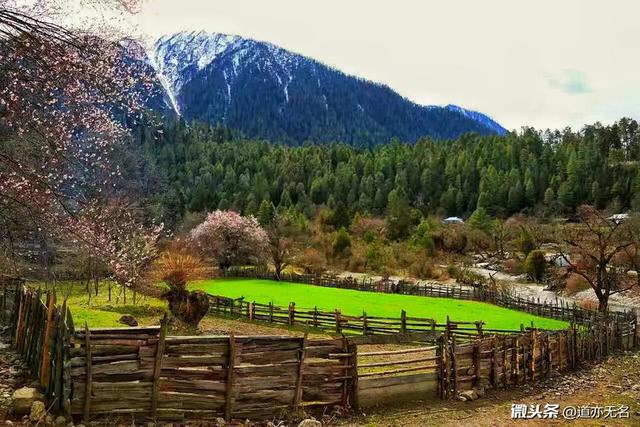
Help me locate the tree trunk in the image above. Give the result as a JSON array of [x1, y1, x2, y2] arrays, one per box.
[[597, 294, 609, 312], [165, 286, 210, 325]]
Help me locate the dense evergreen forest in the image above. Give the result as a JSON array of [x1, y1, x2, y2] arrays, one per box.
[[134, 117, 640, 231]]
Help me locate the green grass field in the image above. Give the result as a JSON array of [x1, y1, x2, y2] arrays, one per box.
[[191, 278, 568, 330], [38, 281, 167, 328]]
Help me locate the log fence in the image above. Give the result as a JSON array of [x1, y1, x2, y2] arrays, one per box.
[[223, 266, 637, 327], [1, 276, 638, 422]]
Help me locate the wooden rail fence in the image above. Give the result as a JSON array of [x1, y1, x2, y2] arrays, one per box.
[[1, 277, 638, 422], [207, 294, 498, 338], [223, 266, 637, 327]]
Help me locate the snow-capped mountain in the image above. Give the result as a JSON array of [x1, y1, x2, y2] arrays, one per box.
[[149, 31, 506, 144]]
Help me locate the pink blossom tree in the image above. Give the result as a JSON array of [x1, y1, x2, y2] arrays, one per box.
[[189, 210, 269, 270], [0, 0, 163, 289]]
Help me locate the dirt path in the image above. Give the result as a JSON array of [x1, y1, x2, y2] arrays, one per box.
[[341, 351, 640, 426], [469, 267, 640, 314], [0, 327, 31, 423]]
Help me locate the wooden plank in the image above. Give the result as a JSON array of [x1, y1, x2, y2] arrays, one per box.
[[293, 333, 307, 410], [151, 314, 167, 421], [358, 364, 438, 378], [359, 346, 436, 357], [39, 291, 56, 388], [224, 333, 236, 421], [83, 323, 92, 422]]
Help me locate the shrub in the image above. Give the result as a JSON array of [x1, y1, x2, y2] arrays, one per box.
[[579, 299, 599, 311], [502, 258, 523, 275], [524, 250, 547, 282], [519, 228, 536, 256], [332, 227, 352, 256], [565, 273, 590, 295], [409, 258, 436, 279], [299, 247, 327, 275]]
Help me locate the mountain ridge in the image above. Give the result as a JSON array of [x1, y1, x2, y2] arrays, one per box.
[[149, 30, 507, 144]]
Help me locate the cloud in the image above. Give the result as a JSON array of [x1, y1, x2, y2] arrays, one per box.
[[545, 69, 592, 94]]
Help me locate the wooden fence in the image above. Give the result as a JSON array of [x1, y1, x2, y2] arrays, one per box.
[[1, 277, 638, 422], [208, 294, 497, 338], [1, 282, 355, 422], [439, 316, 637, 399], [0, 279, 73, 414], [223, 266, 637, 326]]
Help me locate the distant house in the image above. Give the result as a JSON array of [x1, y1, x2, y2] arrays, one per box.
[[545, 252, 570, 268], [443, 216, 464, 225], [607, 213, 629, 224]]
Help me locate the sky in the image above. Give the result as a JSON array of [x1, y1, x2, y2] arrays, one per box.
[[58, 0, 640, 131]]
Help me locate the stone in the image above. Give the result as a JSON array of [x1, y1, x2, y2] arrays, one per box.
[[55, 415, 68, 426], [298, 419, 322, 427], [11, 387, 43, 415], [459, 390, 478, 401], [29, 401, 46, 423], [45, 414, 54, 425], [215, 417, 226, 426], [632, 384, 640, 391], [119, 314, 138, 327]]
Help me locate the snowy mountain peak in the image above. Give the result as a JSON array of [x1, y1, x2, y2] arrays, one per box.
[[147, 31, 506, 143]]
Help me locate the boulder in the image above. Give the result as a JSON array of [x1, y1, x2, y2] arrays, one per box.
[[459, 389, 478, 401], [298, 419, 322, 427], [119, 315, 138, 327], [11, 387, 43, 415], [29, 401, 46, 423]]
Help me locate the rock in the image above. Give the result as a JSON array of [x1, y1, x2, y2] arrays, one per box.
[[29, 401, 46, 423], [119, 315, 138, 327], [632, 384, 640, 391], [459, 390, 478, 401], [475, 387, 486, 398], [55, 416, 68, 426], [46, 414, 54, 425], [298, 419, 322, 427], [215, 417, 225, 426], [11, 387, 43, 415], [457, 395, 467, 401]]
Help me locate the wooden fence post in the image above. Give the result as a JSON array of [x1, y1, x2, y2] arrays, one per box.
[[269, 302, 274, 323], [451, 335, 458, 397], [151, 314, 168, 421], [436, 335, 444, 398], [400, 310, 407, 334], [82, 323, 92, 423], [349, 340, 359, 411], [225, 333, 237, 422], [362, 311, 368, 336], [40, 290, 56, 388], [288, 302, 295, 325], [335, 309, 342, 334], [293, 333, 308, 411], [472, 340, 479, 389]]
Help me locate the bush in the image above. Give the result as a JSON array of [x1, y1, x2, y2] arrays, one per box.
[[332, 227, 352, 256], [524, 250, 547, 282], [565, 273, 590, 295], [299, 247, 327, 275], [519, 228, 536, 256], [409, 258, 435, 279], [579, 299, 599, 311], [502, 258, 523, 275]]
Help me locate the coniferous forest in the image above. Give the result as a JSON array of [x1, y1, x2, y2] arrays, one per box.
[[134, 116, 640, 231]]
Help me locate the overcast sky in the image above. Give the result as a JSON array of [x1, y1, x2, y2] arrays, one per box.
[[68, 0, 640, 131]]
